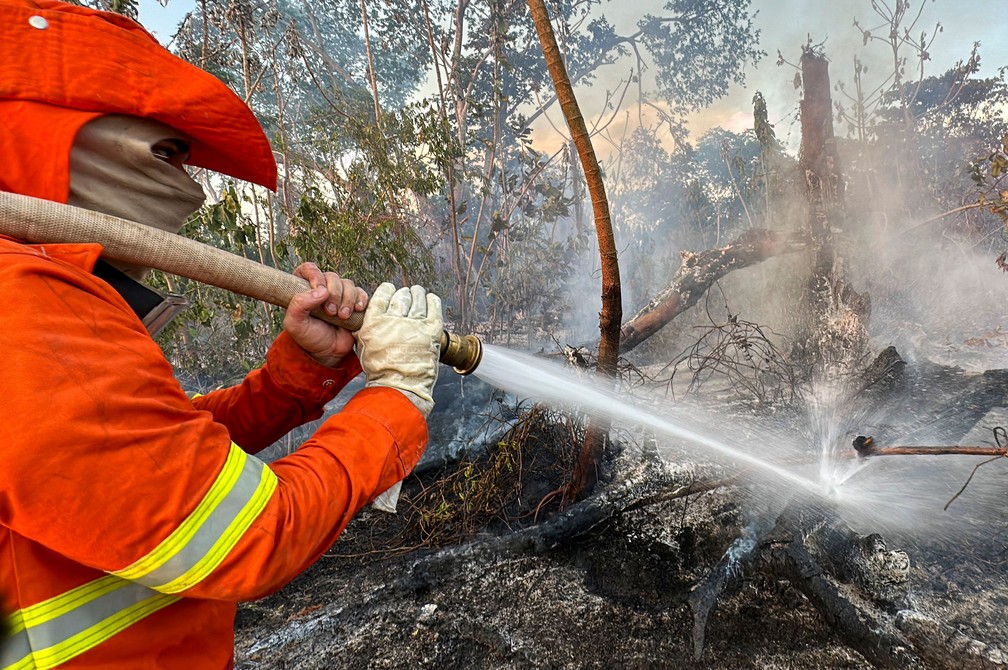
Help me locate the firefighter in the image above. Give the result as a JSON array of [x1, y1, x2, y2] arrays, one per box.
[[0, 1, 441, 667]]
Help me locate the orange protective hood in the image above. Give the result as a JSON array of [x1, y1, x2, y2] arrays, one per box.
[[0, 0, 277, 202]]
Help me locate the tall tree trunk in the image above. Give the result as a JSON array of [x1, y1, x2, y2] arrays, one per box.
[[798, 47, 844, 248], [794, 46, 870, 376], [527, 0, 622, 501]]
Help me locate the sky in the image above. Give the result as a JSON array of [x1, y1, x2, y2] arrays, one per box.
[[138, 0, 1008, 150], [138, 0, 188, 42], [700, 0, 1006, 136], [593, 0, 1008, 151]]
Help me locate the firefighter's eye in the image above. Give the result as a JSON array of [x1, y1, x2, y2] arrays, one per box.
[[151, 139, 191, 171]]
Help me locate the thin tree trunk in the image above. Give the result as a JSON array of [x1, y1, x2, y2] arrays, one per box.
[[359, 0, 384, 129], [527, 0, 621, 501]]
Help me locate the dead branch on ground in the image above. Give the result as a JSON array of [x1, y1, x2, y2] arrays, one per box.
[[853, 445, 1008, 458]]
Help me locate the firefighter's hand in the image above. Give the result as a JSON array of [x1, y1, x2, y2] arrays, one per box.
[[355, 283, 442, 416], [284, 262, 368, 368]]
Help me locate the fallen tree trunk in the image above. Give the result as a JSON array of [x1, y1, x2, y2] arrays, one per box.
[[619, 228, 809, 354]]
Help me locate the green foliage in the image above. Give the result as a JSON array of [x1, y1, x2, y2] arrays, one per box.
[[831, 4, 1008, 241], [291, 188, 433, 289], [873, 47, 1008, 145], [468, 148, 586, 342], [284, 101, 455, 289], [174, 0, 430, 115], [970, 134, 1008, 232], [639, 0, 765, 112], [153, 278, 276, 389], [150, 188, 284, 387], [859, 64, 1008, 230], [279, 0, 431, 106], [320, 98, 459, 202], [155, 99, 452, 383], [484, 220, 578, 343], [607, 128, 687, 306], [188, 186, 263, 255], [154, 0, 767, 381], [686, 127, 766, 236], [752, 92, 777, 153]]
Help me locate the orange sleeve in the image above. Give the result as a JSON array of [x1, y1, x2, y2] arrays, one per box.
[[0, 246, 426, 601], [191, 332, 363, 454], [191, 387, 425, 599]]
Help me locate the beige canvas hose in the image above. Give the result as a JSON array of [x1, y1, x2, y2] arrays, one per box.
[[0, 192, 482, 373]]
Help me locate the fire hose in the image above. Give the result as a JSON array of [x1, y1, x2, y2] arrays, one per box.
[[0, 192, 482, 374]]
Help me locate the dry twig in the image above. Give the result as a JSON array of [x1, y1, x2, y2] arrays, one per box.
[[656, 288, 798, 406]]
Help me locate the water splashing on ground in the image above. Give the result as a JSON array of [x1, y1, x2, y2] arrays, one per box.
[[796, 375, 1007, 538]]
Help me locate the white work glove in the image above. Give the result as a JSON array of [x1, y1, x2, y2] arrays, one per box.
[[355, 283, 442, 514], [355, 282, 443, 417]]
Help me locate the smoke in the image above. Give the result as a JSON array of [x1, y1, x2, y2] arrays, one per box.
[[854, 227, 1008, 372]]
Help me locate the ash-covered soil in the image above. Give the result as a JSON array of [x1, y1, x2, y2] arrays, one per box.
[[234, 482, 866, 669], [235, 363, 1008, 669]]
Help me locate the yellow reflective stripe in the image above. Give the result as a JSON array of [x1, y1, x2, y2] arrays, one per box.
[[157, 464, 277, 593], [111, 444, 246, 583], [1, 578, 178, 670], [28, 593, 178, 669], [110, 443, 278, 594], [4, 654, 32, 670], [11, 576, 122, 632]]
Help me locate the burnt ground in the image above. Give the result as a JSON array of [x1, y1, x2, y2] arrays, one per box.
[[234, 362, 1008, 669]]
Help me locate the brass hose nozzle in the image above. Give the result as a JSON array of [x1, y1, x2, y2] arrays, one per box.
[[439, 330, 483, 375]]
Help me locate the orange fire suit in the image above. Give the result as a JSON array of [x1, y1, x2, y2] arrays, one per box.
[[0, 234, 429, 668]]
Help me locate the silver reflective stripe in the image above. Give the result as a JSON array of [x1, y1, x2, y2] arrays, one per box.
[[127, 447, 272, 590], [1, 619, 31, 670], [111, 443, 278, 593], [1, 578, 178, 670]]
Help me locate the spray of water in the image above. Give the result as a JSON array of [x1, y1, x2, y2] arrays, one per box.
[[474, 343, 829, 498], [796, 376, 1008, 538], [472, 344, 1008, 539]]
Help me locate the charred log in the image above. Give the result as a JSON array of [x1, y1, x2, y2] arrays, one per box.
[[689, 509, 781, 660], [398, 477, 677, 582], [854, 346, 907, 397], [691, 498, 916, 667], [795, 504, 911, 611], [765, 525, 918, 668]]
